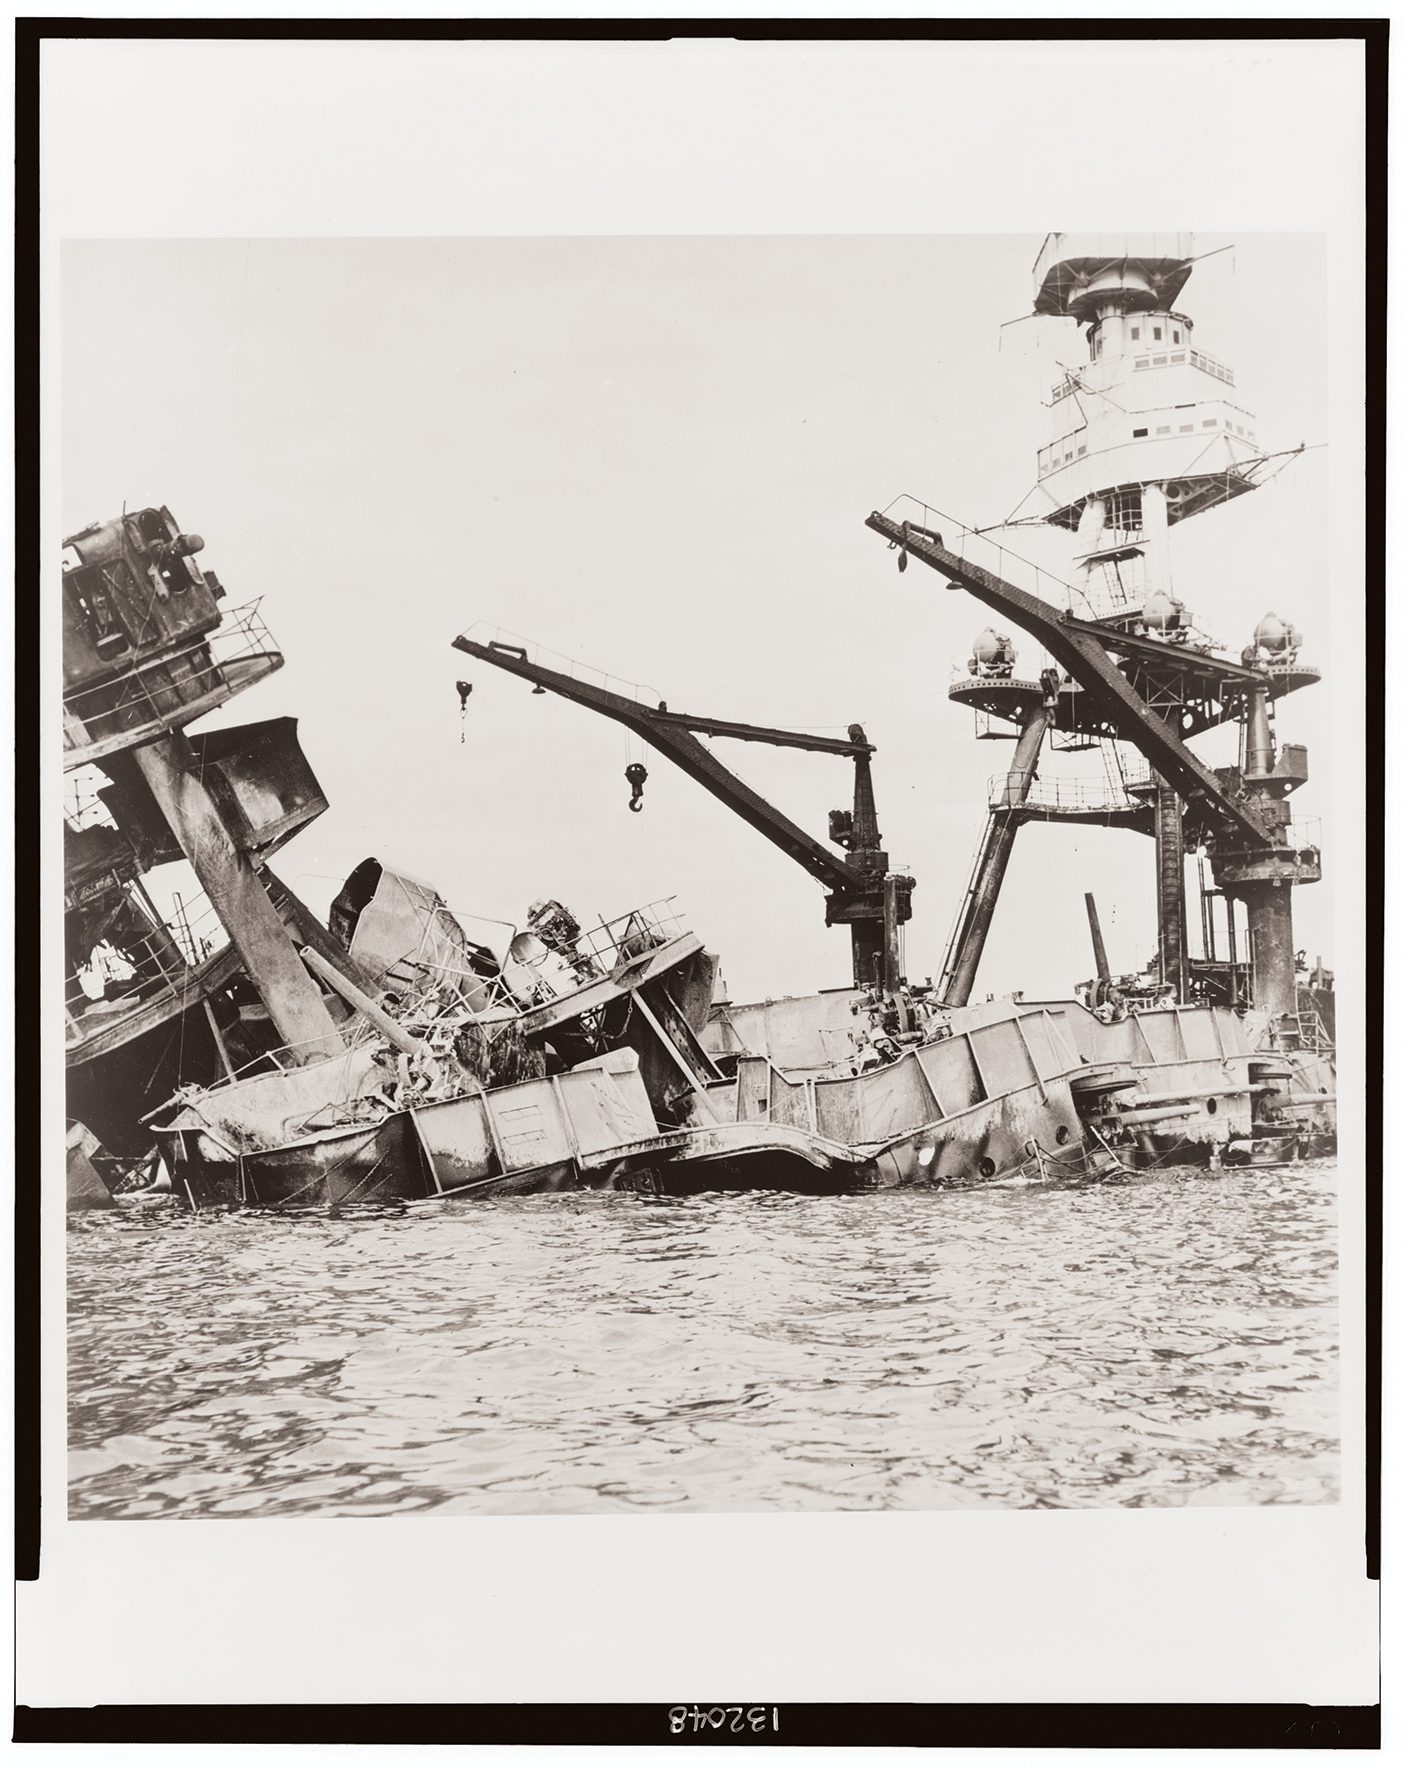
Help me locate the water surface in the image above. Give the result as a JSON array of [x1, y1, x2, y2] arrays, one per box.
[[67, 1162, 1339, 1517]]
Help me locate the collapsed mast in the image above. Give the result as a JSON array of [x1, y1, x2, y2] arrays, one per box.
[[62, 508, 366, 1153]]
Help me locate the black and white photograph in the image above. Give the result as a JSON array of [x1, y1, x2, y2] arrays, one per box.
[[60, 229, 1343, 1523], [20, 26, 1380, 1738]]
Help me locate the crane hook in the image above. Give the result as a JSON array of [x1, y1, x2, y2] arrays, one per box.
[[624, 761, 648, 812]]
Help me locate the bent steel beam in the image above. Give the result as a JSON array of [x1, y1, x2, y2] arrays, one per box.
[[865, 513, 1274, 847]]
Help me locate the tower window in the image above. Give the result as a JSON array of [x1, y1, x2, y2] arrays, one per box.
[[1172, 329, 1181, 344], [1202, 418, 1217, 427], [1132, 427, 1148, 438], [1153, 326, 1162, 341], [1130, 325, 1140, 341]]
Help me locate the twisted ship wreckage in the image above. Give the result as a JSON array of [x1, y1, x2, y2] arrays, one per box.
[[64, 235, 1336, 1212]]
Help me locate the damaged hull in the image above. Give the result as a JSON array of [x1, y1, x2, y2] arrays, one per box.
[[153, 996, 1106, 1210], [152, 968, 1334, 1212]]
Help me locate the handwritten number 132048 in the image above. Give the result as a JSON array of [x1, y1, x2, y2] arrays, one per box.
[[668, 1707, 778, 1735]]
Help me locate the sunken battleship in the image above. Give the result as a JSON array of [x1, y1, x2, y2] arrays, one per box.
[[64, 234, 1335, 1211]]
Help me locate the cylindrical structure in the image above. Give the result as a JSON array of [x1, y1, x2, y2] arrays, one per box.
[[999, 707, 1051, 807], [299, 944, 427, 1056], [1154, 780, 1187, 999], [882, 874, 903, 994], [1198, 855, 1215, 963], [849, 745, 881, 858], [1141, 482, 1170, 598], [1085, 892, 1111, 983], [851, 921, 884, 990], [1225, 892, 1241, 994], [1243, 682, 1275, 781], [943, 813, 1020, 1007], [1240, 882, 1298, 1024], [942, 709, 1050, 1005]]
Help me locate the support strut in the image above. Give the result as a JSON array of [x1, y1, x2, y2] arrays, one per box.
[[939, 707, 1049, 1005]]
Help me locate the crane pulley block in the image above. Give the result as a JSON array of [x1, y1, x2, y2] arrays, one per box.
[[624, 761, 648, 812]]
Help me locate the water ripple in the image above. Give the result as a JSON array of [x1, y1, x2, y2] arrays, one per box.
[[67, 1163, 1339, 1517]]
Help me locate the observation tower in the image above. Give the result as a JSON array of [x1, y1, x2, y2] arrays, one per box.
[[1028, 230, 1265, 601], [871, 235, 1324, 1040]]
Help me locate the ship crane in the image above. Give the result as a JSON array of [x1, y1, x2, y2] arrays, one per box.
[[451, 631, 914, 990]]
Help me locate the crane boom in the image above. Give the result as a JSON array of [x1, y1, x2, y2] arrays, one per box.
[[453, 634, 864, 891], [452, 631, 913, 986]]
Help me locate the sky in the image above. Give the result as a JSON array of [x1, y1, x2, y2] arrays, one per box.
[[62, 233, 1332, 1003]]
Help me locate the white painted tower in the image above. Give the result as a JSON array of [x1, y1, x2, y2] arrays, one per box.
[[1028, 232, 1263, 615]]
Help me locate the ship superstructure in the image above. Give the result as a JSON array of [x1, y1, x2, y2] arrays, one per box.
[[881, 233, 1327, 1048], [62, 508, 366, 1163], [1028, 231, 1269, 575]]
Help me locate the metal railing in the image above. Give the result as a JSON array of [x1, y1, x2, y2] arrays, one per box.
[[394, 895, 693, 1013], [987, 773, 1140, 816], [570, 897, 688, 969], [1036, 436, 1089, 479], [66, 885, 229, 1026], [1287, 1004, 1334, 1056], [63, 599, 283, 759], [159, 1019, 387, 1092], [877, 493, 1096, 618], [1127, 347, 1234, 386], [1190, 348, 1235, 385]]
